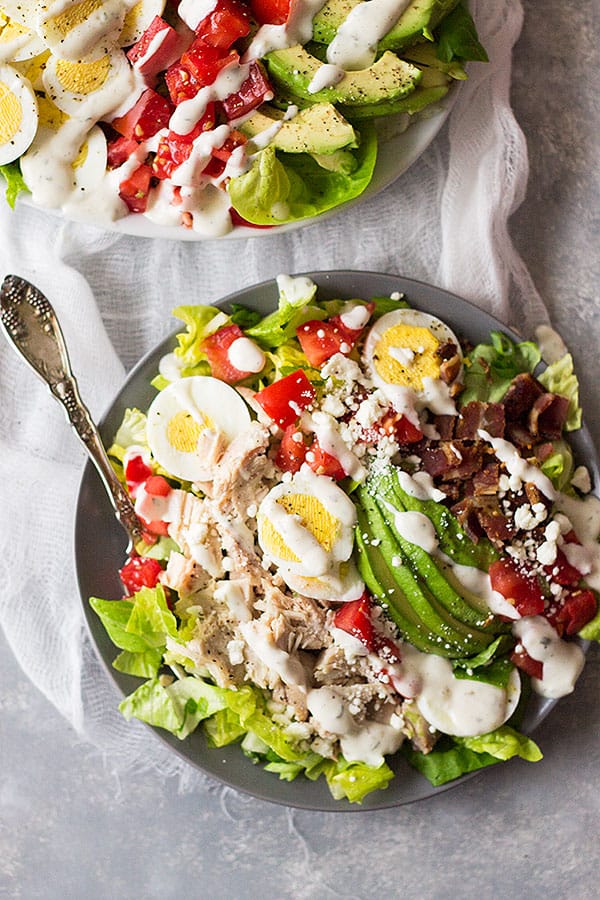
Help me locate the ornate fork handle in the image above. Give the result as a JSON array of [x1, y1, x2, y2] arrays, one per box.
[[0, 274, 143, 551]]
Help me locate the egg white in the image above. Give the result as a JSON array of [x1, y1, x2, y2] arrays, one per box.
[[0, 63, 37, 163], [119, 0, 167, 47], [146, 375, 252, 482], [38, 0, 127, 62], [42, 48, 134, 119]]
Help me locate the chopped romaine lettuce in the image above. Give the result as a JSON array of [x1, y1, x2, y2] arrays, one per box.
[[108, 407, 148, 463], [461, 331, 542, 404], [538, 353, 582, 431], [0, 161, 28, 209], [540, 439, 575, 492]]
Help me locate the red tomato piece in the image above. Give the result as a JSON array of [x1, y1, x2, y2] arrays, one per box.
[[119, 556, 163, 595], [275, 425, 308, 473], [221, 62, 273, 120], [196, 0, 251, 49], [296, 320, 348, 367], [126, 15, 181, 77], [254, 370, 316, 429], [554, 588, 597, 635], [250, 0, 291, 25], [124, 453, 152, 486], [380, 411, 423, 444], [165, 63, 200, 104], [107, 136, 139, 169], [328, 302, 375, 341], [334, 593, 375, 648], [489, 558, 546, 617], [180, 38, 238, 88], [510, 646, 543, 680], [152, 107, 216, 179], [201, 323, 260, 383], [306, 439, 346, 481], [544, 547, 582, 587], [145, 475, 172, 497], [112, 88, 174, 141], [119, 164, 154, 213]]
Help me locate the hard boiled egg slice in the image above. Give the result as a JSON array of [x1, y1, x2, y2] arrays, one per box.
[[0, 63, 37, 163], [257, 466, 357, 595], [42, 48, 134, 119], [72, 122, 107, 190], [284, 559, 365, 602], [146, 375, 252, 482], [38, 0, 126, 62], [0, 12, 45, 62], [119, 0, 166, 46], [0, 0, 39, 27], [363, 308, 462, 414]]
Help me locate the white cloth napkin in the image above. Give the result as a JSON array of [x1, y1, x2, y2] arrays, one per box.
[[0, 0, 545, 787]]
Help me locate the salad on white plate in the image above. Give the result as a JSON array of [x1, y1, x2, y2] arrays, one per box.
[[0, 0, 487, 237], [89, 274, 600, 804]]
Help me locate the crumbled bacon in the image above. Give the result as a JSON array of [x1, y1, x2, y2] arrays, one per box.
[[420, 441, 484, 481], [529, 392, 570, 440], [502, 373, 544, 421], [454, 401, 505, 440]]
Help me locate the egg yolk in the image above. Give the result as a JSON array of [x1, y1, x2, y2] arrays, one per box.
[[121, 1, 145, 45], [166, 410, 213, 454], [54, 54, 110, 95], [37, 95, 68, 130], [261, 493, 339, 563], [373, 323, 441, 391], [0, 80, 22, 145]]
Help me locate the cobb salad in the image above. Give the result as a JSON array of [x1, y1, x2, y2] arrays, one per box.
[[87, 275, 600, 804], [0, 1, 486, 236]]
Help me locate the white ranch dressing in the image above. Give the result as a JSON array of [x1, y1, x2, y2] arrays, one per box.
[[478, 430, 558, 500], [326, 0, 411, 70], [308, 410, 367, 482], [239, 620, 308, 690], [170, 123, 231, 187], [169, 61, 251, 135], [307, 62, 345, 94], [556, 492, 600, 590], [396, 469, 446, 502], [382, 503, 438, 555], [440, 559, 520, 620], [243, 0, 328, 60], [534, 324, 568, 364], [339, 301, 371, 331], [227, 337, 265, 373], [213, 580, 252, 623], [20, 116, 97, 208], [512, 616, 585, 699], [178, 0, 218, 31], [420, 376, 458, 416], [306, 686, 405, 767]]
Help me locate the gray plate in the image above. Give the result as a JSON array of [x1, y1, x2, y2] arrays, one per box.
[[74, 271, 598, 811]]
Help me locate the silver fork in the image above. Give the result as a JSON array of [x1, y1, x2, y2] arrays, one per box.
[[0, 274, 143, 552]]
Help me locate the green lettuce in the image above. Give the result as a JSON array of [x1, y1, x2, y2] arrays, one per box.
[[403, 725, 541, 787], [540, 439, 575, 492], [578, 608, 600, 643], [108, 407, 148, 463], [538, 353, 582, 431], [227, 122, 377, 227], [120, 676, 231, 740], [245, 275, 324, 349], [437, 3, 489, 63], [461, 331, 542, 404], [170, 304, 231, 373], [0, 161, 28, 209]]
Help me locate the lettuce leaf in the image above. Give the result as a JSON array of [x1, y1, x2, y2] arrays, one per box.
[[171, 304, 230, 372], [227, 123, 377, 227], [437, 3, 489, 63], [322, 758, 394, 803], [119, 676, 230, 740], [540, 439, 575, 492], [456, 726, 542, 763], [108, 407, 148, 463], [537, 353, 582, 431], [90, 585, 176, 668], [0, 161, 28, 209], [245, 274, 324, 349], [461, 331, 542, 404], [578, 607, 600, 642]]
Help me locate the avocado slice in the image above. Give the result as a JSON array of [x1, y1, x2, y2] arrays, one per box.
[[312, 0, 461, 53], [265, 45, 421, 107], [338, 84, 448, 120], [356, 489, 491, 656], [238, 102, 358, 155]]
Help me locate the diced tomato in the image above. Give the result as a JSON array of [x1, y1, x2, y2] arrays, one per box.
[[250, 0, 291, 25], [489, 558, 546, 617], [554, 588, 597, 636], [543, 547, 582, 587], [124, 453, 152, 487], [142, 518, 170, 539], [210, 129, 247, 162], [334, 593, 375, 648], [254, 370, 316, 429], [380, 411, 423, 444], [119, 555, 163, 595], [296, 320, 349, 367], [145, 475, 172, 497], [275, 425, 308, 473], [201, 323, 261, 383], [196, 0, 251, 49], [107, 136, 139, 169], [152, 107, 216, 179], [165, 63, 200, 104], [221, 62, 273, 120], [119, 164, 154, 213], [126, 15, 181, 78], [328, 302, 375, 342], [306, 439, 346, 481], [510, 645, 543, 680], [180, 38, 238, 88], [229, 208, 275, 229], [112, 88, 174, 141]]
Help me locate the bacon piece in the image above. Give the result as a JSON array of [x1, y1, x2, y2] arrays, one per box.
[[472, 462, 501, 496], [452, 496, 513, 545], [502, 373, 544, 421], [421, 441, 484, 481], [455, 401, 505, 440], [432, 415, 455, 440], [528, 392, 570, 439]]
